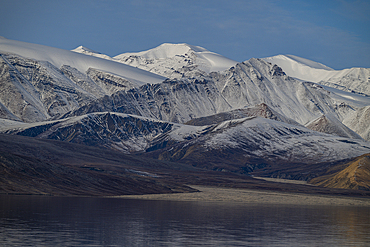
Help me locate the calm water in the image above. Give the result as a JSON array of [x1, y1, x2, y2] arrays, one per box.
[[1, 195, 369, 246]]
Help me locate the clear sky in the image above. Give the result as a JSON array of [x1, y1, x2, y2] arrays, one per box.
[[0, 0, 369, 69]]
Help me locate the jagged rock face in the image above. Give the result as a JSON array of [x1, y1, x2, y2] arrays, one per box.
[[66, 77, 233, 123], [5, 112, 175, 153], [0, 54, 50, 122], [86, 68, 138, 95], [212, 59, 341, 125], [0, 52, 155, 123], [66, 59, 344, 126], [0, 53, 104, 122]]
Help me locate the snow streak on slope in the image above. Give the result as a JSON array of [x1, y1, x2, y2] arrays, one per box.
[[0, 37, 166, 85], [262, 54, 370, 96], [113, 43, 238, 78]]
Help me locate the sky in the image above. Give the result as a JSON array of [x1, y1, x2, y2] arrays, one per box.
[[0, 0, 369, 69]]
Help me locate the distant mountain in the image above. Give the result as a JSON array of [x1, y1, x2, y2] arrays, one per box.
[[113, 43, 238, 79], [262, 54, 370, 97], [0, 37, 165, 86], [72, 43, 238, 79], [1, 37, 370, 194]]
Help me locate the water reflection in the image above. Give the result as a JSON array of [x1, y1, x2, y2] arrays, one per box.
[[1, 195, 369, 246]]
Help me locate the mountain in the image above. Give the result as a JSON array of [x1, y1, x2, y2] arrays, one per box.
[[0, 37, 166, 85], [72, 43, 238, 79], [1, 112, 176, 153], [61, 59, 344, 125], [262, 54, 370, 140], [0, 37, 166, 122], [262, 54, 370, 97], [144, 117, 370, 174], [113, 43, 238, 79], [1, 37, 370, 194], [3, 133, 369, 197], [2, 112, 370, 178]]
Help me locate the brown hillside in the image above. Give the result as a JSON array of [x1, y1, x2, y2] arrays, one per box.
[[309, 153, 370, 190]]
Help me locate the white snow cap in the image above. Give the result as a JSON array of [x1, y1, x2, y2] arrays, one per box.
[[115, 43, 238, 73], [0, 37, 166, 85]]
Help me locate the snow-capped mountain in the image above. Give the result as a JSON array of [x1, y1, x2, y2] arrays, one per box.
[[262, 54, 370, 97], [72, 43, 238, 79], [64, 58, 358, 128], [1, 37, 370, 176], [262, 54, 370, 140], [0, 37, 167, 122], [0, 37, 166, 85]]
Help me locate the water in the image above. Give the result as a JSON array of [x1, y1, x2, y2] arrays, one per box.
[[1, 195, 369, 246]]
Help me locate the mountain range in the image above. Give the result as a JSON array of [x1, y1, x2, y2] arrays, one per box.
[[0, 37, 369, 195]]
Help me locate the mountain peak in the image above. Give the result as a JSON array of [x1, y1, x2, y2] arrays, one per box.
[[263, 54, 334, 71], [71, 45, 101, 54], [114, 43, 238, 78]]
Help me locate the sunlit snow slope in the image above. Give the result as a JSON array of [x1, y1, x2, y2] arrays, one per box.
[[75, 43, 238, 79], [0, 37, 166, 85], [262, 54, 370, 96]]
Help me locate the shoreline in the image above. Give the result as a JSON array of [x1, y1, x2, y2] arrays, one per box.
[[115, 185, 370, 206]]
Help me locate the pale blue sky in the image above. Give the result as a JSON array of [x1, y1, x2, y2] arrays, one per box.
[[0, 0, 369, 69]]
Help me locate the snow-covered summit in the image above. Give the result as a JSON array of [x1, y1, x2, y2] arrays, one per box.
[[0, 37, 166, 85], [113, 43, 238, 78], [262, 54, 370, 96], [71, 45, 113, 60], [265, 54, 334, 71]]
